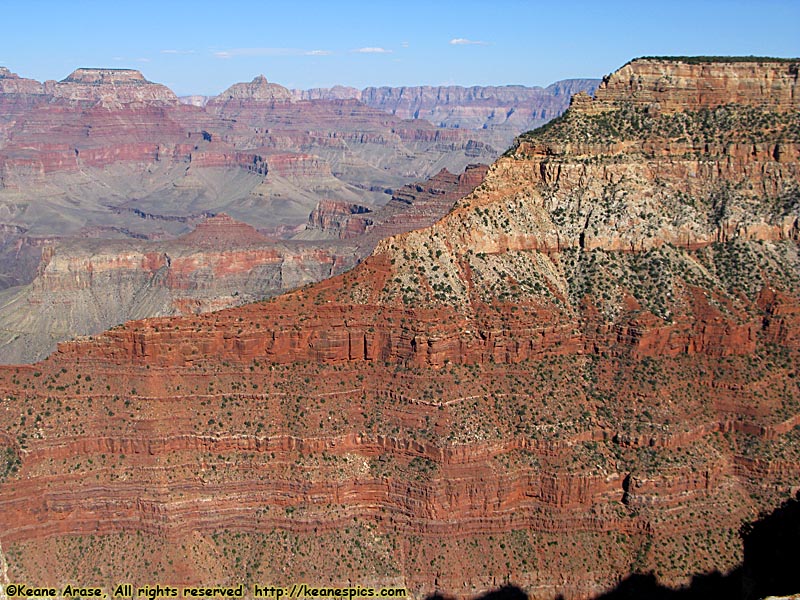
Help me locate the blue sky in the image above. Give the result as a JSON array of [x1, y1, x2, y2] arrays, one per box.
[[1, 0, 798, 95]]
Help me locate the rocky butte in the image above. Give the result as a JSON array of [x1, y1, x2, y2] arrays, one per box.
[[0, 57, 799, 599]]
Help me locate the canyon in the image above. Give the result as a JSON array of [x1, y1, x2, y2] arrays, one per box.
[[0, 66, 498, 236], [0, 165, 487, 363], [0, 66, 593, 363], [186, 80, 600, 140], [0, 57, 798, 599]]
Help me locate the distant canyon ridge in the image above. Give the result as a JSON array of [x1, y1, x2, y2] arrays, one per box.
[[183, 79, 597, 134], [0, 66, 598, 362]]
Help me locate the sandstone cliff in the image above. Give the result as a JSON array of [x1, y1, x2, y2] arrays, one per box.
[[0, 166, 487, 364], [1, 58, 798, 600], [585, 57, 799, 114], [209, 75, 293, 104], [48, 68, 180, 106], [288, 79, 600, 145]]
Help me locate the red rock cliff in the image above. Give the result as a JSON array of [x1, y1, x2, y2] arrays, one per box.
[[0, 58, 799, 600], [585, 57, 799, 114]]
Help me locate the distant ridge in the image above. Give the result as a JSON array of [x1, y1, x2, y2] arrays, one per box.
[[60, 67, 152, 84]]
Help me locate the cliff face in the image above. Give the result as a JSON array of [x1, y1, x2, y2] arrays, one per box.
[[0, 166, 487, 364], [0, 67, 45, 95], [287, 79, 600, 136], [359, 80, 600, 131], [1, 58, 799, 599], [584, 57, 799, 114], [306, 200, 374, 238]]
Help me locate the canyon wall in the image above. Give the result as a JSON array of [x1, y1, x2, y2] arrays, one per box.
[[289, 79, 601, 134], [0, 58, 797, 599], [584, 57, 799, 114], [0, 167, 488, 364]]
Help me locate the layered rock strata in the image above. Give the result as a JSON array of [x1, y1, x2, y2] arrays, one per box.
[[289, 80, 601, 135], [0, 58, 798, 599], [0, 167, 487, 363], [585, 57, 799, 114], [0, 65, 505, 256], [49, 68, 180, 105]]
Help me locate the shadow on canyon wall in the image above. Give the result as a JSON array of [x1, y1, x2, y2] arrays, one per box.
[[594, 490, 800, 600], [426, 491, 800, 600]]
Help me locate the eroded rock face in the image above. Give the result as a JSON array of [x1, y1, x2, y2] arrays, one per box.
[[359, 80, 600, 131], [0, 167, 487, 364], [0, 67, 45, 95], [585, 57, 800, 114], [211, 75, 294, 102], [288, 80, 601, 137], [306, 200, 374, 238], [0, 58, 799, 599], [47, 68, 180, 105]]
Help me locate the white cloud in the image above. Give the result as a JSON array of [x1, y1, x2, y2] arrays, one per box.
[[449, 38, 488, 46], [161, 49, 196, 55], [401, 41, 410, 48], [214, 47, 331, 59], [352, 47, 392, 54], [136, 57, 151, 63]]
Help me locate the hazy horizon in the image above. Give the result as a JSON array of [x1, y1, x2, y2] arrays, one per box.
[[2, 0, 799, 96]]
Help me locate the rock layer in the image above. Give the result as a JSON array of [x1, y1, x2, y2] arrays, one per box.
[[584, 57, 800, 114], [0, 58, 798, 599], [0, 167, 487, 363], [289, 80, 601, 136]]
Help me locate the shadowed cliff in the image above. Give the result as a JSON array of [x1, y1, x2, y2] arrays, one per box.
[[441, 491, 800, 600], [593, 491, 800, 599]]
